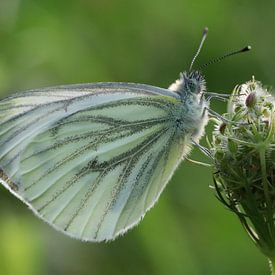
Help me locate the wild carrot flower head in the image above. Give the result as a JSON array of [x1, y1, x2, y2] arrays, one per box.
[[211, 78, 275, 260]]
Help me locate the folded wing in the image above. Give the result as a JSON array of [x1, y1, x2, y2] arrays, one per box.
[[0, 82, 185, 241]]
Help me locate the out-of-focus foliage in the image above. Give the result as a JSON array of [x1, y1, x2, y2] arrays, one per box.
[[0, 0, 273, 274]]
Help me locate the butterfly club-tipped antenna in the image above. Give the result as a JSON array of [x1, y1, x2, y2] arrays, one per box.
[[201, 45, 251, 101], [189, 27, 209, 71], [199, 45, 251, 70]]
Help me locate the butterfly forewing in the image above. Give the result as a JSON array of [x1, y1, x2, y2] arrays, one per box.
[[0, 83, 187, 241]]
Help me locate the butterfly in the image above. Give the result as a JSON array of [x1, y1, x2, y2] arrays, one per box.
[[0, 28, 250, 241]]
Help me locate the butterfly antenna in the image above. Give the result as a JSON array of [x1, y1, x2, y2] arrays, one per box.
[[189, 27, 209, 71], [198, 45, 251, 70]]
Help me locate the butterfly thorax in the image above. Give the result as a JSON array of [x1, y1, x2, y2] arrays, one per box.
[[168, 70, 208, 141]]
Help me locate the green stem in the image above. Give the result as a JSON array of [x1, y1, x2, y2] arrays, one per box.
[[259, 148, 275, 249], [259, 148, 272, 214]]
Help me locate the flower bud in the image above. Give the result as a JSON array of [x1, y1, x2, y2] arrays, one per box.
[[245, 92, 257, 108]]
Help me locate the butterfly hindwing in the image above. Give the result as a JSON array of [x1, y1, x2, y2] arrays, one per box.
[[0, 83, 187, 241]]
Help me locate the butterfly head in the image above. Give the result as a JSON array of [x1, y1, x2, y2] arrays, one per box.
[[182, 71, 206, 94], [168, 70, 206, 98]]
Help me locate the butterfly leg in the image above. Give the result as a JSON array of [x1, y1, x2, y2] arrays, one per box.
[[191, 139, 213, 159], [204, 92, 245, 98], [204, 92, 244, 103], [205, 95, 228, 102], [204, 107, 248, 126], [205, 107, 230, 122], [204, 92, 231, 97], [204, 92, 230, 103]]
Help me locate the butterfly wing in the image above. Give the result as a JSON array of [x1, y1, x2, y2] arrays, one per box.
[[0, 82, 186, 241]]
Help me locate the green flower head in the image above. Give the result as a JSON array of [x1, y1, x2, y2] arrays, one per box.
[[211, 78, 275, 260]]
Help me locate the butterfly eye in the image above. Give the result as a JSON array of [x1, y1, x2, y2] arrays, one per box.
[[187, 80, 199, 94]]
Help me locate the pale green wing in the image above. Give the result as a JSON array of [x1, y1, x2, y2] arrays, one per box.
[[0, 82, 186, 241]]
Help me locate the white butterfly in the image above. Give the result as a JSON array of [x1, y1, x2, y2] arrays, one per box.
[[0, 28, 250, 241]]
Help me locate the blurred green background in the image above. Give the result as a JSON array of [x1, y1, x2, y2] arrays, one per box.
[[0, 0, 274, 274]]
